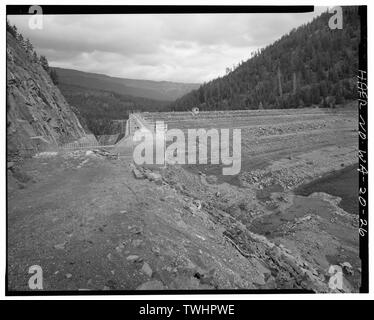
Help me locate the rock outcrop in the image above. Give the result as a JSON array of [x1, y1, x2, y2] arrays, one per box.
[[6, 31, 87, 159]]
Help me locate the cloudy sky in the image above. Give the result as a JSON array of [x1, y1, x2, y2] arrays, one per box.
[[9, 8, 327, 83]]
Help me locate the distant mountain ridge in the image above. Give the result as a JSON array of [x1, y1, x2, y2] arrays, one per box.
[[53, 67, 200, 101]]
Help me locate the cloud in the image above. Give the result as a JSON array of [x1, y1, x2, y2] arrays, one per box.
[[8, 8, 327, 83]]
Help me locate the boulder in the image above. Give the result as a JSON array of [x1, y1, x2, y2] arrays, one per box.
[[141, 262, 153, 277], [132, 168, 145, 179], [340, 262, 354, 275], [126, 255, 142, 262], [145, 171, 162, 184]]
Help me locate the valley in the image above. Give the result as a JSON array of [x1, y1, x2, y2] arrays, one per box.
[[6, 7, 363, 294]]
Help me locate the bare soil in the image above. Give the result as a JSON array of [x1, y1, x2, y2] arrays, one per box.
[[7, 105, 360, 292]]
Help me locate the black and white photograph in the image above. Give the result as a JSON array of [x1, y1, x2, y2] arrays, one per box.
[[4, 4, 368, 296]]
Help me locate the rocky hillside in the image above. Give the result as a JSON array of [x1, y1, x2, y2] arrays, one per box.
[[6, 29, 87, 159], [58, 83, 169, 135]]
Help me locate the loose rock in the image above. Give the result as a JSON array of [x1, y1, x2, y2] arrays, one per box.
[[141, 262, 153, 277], [340, 262, 354, 275], [132, 168, 145, 179], [127, 255, 142, 262], [145, 171, 162, 184], [54, 241, 67, 250]]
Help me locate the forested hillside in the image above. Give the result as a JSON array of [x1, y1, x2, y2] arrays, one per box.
[[171, 7, 360, 111], [59, 83, 169, 135], [55, 67, 199, 102], [55, 68, 198, 135]]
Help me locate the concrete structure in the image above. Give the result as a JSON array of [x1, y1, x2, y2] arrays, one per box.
[[113, 113, 155, 154]]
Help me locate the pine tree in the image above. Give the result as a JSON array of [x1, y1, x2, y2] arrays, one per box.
[[17, 33, 24, 43], [39, 55, 49, 72], [49, 68, 59, 85], [25, 38, 33, 53], [170, 7, 359, 111], [6, 20, 18, 37], [32, 51, 38, 63]]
